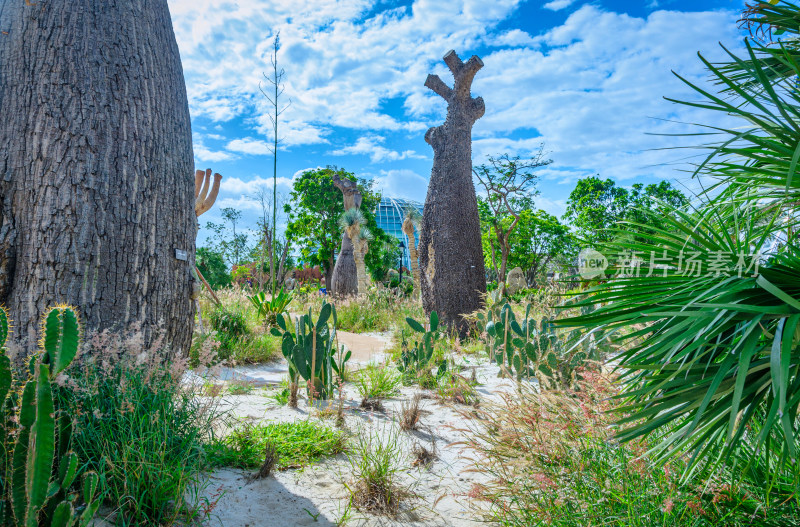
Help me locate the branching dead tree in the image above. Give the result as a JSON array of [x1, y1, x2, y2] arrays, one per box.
[[473, 148, 551, 294], [419, 50, 487, 335], [259, 31, 291, 296]]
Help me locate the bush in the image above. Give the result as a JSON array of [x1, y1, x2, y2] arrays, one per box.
[[355, 363, 401, 400], [57, 333, 219, 526], [208, 308, 249, 359]]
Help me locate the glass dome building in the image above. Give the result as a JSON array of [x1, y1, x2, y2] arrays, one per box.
[[374, 197, 424, 271]]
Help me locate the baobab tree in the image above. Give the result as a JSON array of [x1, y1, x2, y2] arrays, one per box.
[[0, 0, 197, 355], [401, 208, 421, 300], [330, 172, 362, 296], [418, 50, 487, 335]]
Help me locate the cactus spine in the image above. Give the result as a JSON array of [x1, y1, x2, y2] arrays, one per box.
[[0, 306, 100, 527]]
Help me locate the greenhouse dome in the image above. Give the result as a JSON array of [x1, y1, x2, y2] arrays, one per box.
[[374, 196, 423, 271]]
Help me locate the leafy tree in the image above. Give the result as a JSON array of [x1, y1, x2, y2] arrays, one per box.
[[196, 248, 231, 290], [563, 176, 689, 245], [473, 149, 552, 291], [560, 1, 800, 484], [205, 207, 251, 267], [480, 199, 575, 286], [285, 167, 385, 286]]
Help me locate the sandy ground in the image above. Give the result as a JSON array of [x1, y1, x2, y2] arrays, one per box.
[[196, 353, 516, 527]]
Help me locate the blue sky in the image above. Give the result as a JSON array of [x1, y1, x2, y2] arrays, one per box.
[[166, 0, 747, 246]]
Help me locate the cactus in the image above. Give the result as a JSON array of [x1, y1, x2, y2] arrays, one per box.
[[398, 312, 447, 380], [0, 306, 100, 527], [477, 301, 608, 388], [270, 302, 348, 400]]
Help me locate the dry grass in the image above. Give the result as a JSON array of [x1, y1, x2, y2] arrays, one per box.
[[248, 441, 279, 481], [399, 394, 424, 431], [360, 397, 386, 413], [411, 441, 436, 467], [345, 427, 414, 517]]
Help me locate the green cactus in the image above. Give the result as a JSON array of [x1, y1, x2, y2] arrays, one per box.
[[0, 305, 100, 527], [398, 312, 447, 381], [270, 302, 347, 400], [478, 301, 608, 387]]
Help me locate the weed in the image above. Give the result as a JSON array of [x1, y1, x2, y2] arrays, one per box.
[[228, 332, 282, 364], [248, 441, 279, 481], [399, 394, 424, 431], [411, 441, 437, 467], [360, 397, 386, 413], [227, 379, 256, 395], [355, 363, 401, 400], [345, 427, 413, 517], [271, 387, 290, 405], [207, 420, 346, 470], [463, 371, 800, 526], [436, 373, 479, 406]]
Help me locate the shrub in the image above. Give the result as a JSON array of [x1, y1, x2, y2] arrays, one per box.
[[464, 371, 800, 526], [206, 420, 346, 470], [345, 427, 412, 517], [208, 308, 248, 358], [355, 363, 401, 400], [57, 333, 219, 526]]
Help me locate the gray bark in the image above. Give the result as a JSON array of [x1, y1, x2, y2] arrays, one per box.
[[330, 173, 361, 297], [0, 0, 197, 356], [419, 50, 487, 335]]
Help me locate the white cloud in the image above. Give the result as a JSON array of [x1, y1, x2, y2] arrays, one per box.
[[226, 138, 273, 156], [331, 136, 426, 163], [543, 0, 577, 11], [193, 144, 238, 163], [372, 169, 429, 202]]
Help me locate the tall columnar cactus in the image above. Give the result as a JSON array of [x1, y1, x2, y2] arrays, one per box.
[[401, 208, 422, 301], [270, 302, 349, 400], [0, 306, 100, 527]]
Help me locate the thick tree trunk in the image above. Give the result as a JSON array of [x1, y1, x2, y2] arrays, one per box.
[[0, 0, 196, 355], [331, 234, 357, 296], [402, 218, 420, 300], [419, 50, 487, 335], [330, 174, 361, 297]]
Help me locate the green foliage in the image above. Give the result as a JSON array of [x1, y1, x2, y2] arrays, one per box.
[[59, 340, 218, 526], [354, 364, 401, 400], [563, 176, 688, 244], [209, 308, 249, 357], [398, 312, 448, 382], [480, 202, 576, 285], [270, 302, 348, 400], [558, 1, 800, 479], [0, 306, 100, 527], [478, 301, 606, 387], [248, 288, 294, 327], [205, 207, 251, 267], [196, 247, 231, 289], [206, 420, 346, 469], [285, 167, 386, 280]]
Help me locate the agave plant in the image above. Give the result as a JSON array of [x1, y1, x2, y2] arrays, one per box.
[[248, 287, 294, 327], [560, 0, 800, 479]]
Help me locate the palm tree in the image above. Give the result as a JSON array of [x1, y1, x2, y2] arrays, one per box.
[[560, 1, 800, 482]]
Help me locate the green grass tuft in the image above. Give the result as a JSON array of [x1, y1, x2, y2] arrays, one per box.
[[206, 420, 346, 470]]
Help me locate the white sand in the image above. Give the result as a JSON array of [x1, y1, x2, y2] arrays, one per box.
[[197, 357, 517, 527]]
